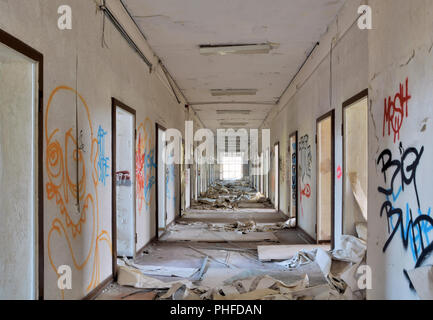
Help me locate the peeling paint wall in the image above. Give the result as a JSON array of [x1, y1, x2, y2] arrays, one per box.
[[367, 0, 433, 300], [0, 0, 185, 299]]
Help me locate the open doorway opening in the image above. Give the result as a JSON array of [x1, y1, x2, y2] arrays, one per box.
[[343, 90, 368, 240], [289, 131, 298, 224], [264, 148, 270, 199], [156, 124, 167, 237], [0, 29, 43, 300], [112, 98, 136, 275], [274, 142, 280, 211], [316, 110, 335, 245]]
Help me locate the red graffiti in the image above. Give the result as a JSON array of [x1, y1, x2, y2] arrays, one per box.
[[337, 165, 342, 179], [383, 77, 411, 143], [301, 184, 311, 198], [300, 184, 311, 216]]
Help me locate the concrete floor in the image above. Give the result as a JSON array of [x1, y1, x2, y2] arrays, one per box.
[[96, 208, 329, 300]]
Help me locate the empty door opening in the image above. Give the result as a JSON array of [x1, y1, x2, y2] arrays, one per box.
[[343, 90, 368, 238], [156, 124, 167, 237], [0, 29, 43, 300], [316, 111, 335, 245], [274, 142, 280, 211], [112, 98, 136, 275], [289, 132, 298, 224]]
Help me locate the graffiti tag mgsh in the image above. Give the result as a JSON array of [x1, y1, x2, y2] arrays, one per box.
[[383, 78, 411, 143]]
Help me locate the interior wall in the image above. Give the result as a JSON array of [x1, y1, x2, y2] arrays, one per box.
[[264, 0, 369, 242], [0, 0, 186, 299], [367, 0, 433, 300], [0, 58, 36, 299]]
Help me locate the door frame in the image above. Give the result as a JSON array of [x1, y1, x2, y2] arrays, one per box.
[[274, 142, 280, 212], [342, 89, 369, 235], [111, 98, 136, 278], [178, 139, 185, 216], [155, 123, 167, 238], [289, 131, 299, 226], [0, 28, 44, 300], [315, 110, 335, 246]]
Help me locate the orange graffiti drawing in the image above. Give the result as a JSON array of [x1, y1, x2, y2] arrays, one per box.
[[45, 86, 112, 298]]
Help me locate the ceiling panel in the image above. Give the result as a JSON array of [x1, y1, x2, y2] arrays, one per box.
[[122, 0, 344, 129]]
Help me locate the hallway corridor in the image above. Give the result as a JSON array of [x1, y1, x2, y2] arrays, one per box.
[[1, 0, 433, 303]]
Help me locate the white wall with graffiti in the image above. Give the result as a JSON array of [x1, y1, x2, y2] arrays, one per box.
[[367, 0, 433, 300], [0, 0, 186, 299]]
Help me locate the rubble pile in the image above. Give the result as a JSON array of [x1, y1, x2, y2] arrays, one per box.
[[116, 235, 368, 300], [191, 180, 273, 210]]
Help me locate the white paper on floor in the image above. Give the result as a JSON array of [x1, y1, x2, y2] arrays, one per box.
[[117, 265, 193, 289], [159, 228, 279, 242], [119, 257, 200, 278], [275, 235, 368, 298]]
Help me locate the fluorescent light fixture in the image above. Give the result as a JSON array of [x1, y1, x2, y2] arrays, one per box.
[[220, 122, 249, 127], [211, 89, 257, 96], [200, 43, 273, 55], [216, 110, 251, 115]]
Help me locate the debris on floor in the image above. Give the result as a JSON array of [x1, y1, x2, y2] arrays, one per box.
[[117, 265, 194, 289], [119, 257, 200, 278], [257, 244, 331, 262], [190, 180, 273, 211], [158, 227, 279, 242], [207, 218, 296, 233], [111, 234, 368, 300]]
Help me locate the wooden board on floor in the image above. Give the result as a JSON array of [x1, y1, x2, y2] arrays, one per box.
[[257, 244, 330, 261], [159, 229, 279, 243]]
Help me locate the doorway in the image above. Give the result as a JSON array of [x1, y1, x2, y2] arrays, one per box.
[[342, 90, 368, 238], [112, 98, 136, 275], [289, 131, 298, 223], [185, 166, 191, 209], [156, 124, 167, 237], [0, 29, 43, 300], [274, 142, 280, 211], [316, 110, 335, 245], [264, 148, 270, 199]]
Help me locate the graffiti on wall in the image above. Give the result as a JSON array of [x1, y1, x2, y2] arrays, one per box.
[[96, 125, 109, 186], [299, 135, 312, 216], [299, 135, 312, 181], [291, 142, 297, 208], [378, 78, 432, 290], [166, 151, 176, 210], [383, 77, 411, 143], [45, 86, 111, 298], [136, 119, 156, 213], [377, 142, 433, 287]]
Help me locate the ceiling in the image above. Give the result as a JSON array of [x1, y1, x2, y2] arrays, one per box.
[[122, 0, 345, 129]]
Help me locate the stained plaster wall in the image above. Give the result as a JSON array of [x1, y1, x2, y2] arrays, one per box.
[[0, 0, 186, 299], [367, 0, 433, 300], [264, 0, 369, 242]]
